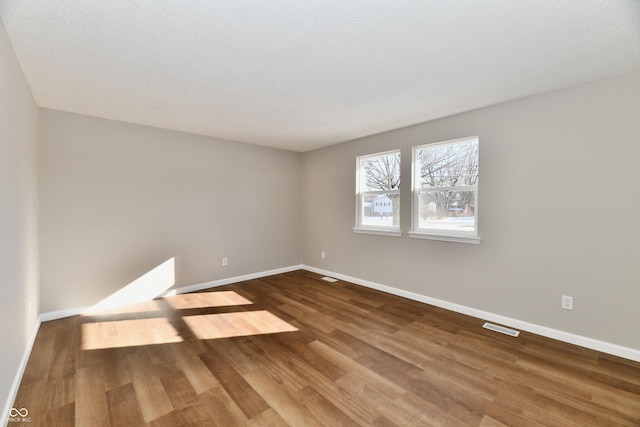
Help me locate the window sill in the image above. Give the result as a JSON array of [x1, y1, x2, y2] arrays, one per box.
[[353, 227, 402, 237], [407, 231, 481, 244]]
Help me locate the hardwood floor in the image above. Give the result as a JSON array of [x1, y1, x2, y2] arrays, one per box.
[[10, 270, 640, 426]]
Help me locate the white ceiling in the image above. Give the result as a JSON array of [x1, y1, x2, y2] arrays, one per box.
[[1, 1, 639, 152]]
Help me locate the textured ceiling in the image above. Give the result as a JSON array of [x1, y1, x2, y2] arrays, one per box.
[[1, 1, 639, 152]]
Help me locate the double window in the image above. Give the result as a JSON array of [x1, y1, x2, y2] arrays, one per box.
[[355, 137, 480, 243]]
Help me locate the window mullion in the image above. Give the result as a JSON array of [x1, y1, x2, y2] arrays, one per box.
[[418, 185, 477, 193]]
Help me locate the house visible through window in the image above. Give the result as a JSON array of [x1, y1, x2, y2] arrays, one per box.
[[410, 137, 480, 243], [354, 150, 401, 236]]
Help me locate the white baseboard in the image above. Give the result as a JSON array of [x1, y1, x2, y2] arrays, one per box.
[[40, 264, 304, 322], [36, 262, 640, 363], [40, 306, 91, 322], [169, 264, 303, 295], [2, 317, 41, 427], [302, 265, 640, 363]]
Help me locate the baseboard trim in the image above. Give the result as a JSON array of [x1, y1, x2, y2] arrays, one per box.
[[40, 306, 91, 322], [168, 264, 303, 296], [40, 264, 304, 322], [2, 317, 41, 427], [302, 265, 640, 363], [36, 263, 640, 363]]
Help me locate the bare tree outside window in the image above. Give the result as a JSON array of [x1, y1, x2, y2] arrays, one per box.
[[356, 151, 401, 230], [363, 153, 400, 226], [414, 138, 479, 235]]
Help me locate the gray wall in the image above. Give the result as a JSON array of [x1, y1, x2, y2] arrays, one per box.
[[302, 71, 640, 350], [0, 17, 40, 417], [39, 110, 302, 313]]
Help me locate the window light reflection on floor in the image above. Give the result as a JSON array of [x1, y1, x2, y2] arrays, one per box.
[[183, 310, 298, 340], [164, 290, 252, 310], [78, 256, 298, 349], [81, 317, 183, 350]]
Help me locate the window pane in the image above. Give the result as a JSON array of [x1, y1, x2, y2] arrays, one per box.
[[418, 190, 475, 232], [417, 139, 478, 188], [362, 193, 400, 227], [361, 153, 401, 192]]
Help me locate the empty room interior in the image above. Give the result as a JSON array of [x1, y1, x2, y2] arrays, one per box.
[[1, 1, 640, 426]]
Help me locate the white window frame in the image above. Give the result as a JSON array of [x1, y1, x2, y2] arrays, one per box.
[[353, 150, 402, 237], [409, 137, 481, 244]]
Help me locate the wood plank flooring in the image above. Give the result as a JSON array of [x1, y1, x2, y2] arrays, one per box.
[[10, 270, 640, 426]]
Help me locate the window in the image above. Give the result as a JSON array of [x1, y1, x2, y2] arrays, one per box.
[[354, 150, 401, 236], [410, 137, 480, 243]]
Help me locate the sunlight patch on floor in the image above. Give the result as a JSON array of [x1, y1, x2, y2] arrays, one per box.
[[183, 310, 298, 340], [78, 263, 298, 349], [81, 317, 183, 350], [164, 290, 252, 310]]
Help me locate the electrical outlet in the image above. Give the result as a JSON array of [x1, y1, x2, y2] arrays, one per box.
[[561, 295, 573, 310], [222, 257, 228, 266], [321, 251, 326, 260]]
